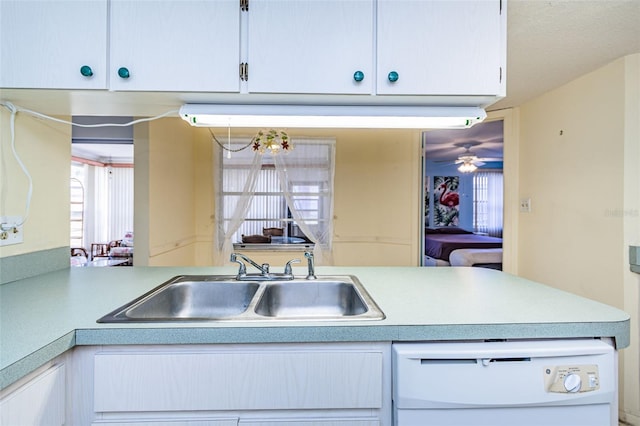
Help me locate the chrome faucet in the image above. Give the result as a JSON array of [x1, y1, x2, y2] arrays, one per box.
[[230, 253, 300, 281], [304, 251, 317, 280], [230, 253, 270, 280]]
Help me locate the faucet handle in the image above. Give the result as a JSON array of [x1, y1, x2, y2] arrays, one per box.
[[284, 258, 301, 275], [230, 253, 247, 277]]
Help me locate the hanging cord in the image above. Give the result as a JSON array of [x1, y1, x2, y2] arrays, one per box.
[[1, 102, 32, 229], [0, 102, 178, 127], [209, 128, 254, 152], [0, 101, 179, 228]]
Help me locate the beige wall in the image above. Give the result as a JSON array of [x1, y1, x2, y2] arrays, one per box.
[[134, 118, 204, 266], [517, 58, 626, 308], [0, 108, 70, 259], [332, 128, 422, 266], [138, 125, 422, 267], [622, 53, 640, 425], [517, 54, 640, 423]]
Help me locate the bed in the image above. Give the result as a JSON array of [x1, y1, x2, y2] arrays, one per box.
[[424, 227, 503, 269]]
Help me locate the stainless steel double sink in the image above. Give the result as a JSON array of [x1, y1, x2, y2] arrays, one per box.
[[97, 275, 385, 322]]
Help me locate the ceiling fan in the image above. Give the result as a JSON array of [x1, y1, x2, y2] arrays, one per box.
[[452, 142, 502, 172]]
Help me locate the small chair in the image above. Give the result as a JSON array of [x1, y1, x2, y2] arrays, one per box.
[[91, 243, 110, 260], [70, 247, 88, 258], [70, 247, 88, 267]]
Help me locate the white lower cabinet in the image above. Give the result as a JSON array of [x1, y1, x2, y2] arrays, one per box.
[[0, 363, 65, 426], [95, 421, 238, 426], [240, 421, 379, 425], [74, 343, 391, 425]]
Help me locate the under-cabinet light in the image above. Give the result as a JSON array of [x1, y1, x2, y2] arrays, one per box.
[[179, 104, 486, 129]]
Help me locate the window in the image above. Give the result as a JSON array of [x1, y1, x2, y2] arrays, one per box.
[[216, 138, 335, 254], [473, 170, 503, 237], [70, 163, 86, 248]]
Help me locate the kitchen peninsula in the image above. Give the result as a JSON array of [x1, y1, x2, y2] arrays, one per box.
[[0, 266, 630, 424]]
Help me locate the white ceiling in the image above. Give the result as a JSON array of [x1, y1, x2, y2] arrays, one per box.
[[492, 0, 640, 111], [71, 143, 133, 164]]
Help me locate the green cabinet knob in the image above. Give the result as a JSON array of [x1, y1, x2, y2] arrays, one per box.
[[353, 70, 364, 82], [388, 71, 399, 82], [80, 65, 93, 77], [117, 67, 130, 79]]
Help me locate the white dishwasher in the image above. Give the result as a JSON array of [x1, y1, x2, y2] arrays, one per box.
[[392, 339, 617, 426]]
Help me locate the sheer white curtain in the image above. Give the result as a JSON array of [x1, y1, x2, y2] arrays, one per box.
[[275, 139, 336, 264], [214, 150, 263, 263], [107, 167, 134, 239], [84, 165, 134, 245], [474, 171, 503, 237]]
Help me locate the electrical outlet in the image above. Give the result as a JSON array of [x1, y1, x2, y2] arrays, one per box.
[[0, 216, 24, 246], [519, 198, 532, 213]]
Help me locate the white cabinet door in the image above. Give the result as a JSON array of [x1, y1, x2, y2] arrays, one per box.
[[94, 350, 383, 412], [247, 0, 374, 95], [0, 0, 107, 89], [109, 0, 240, 92], [0, 364, 65, 426], [377, 0, 503, 96]]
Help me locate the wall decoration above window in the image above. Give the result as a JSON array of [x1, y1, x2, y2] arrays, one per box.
[[210, 128, 293, 156]]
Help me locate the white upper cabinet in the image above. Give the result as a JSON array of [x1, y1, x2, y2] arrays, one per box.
[[377, 0, 504, 96], [0, 0, 505, 102], [247, 0, 374, 95], [0, 0, 108, 89], [109, 0, 240, 92]]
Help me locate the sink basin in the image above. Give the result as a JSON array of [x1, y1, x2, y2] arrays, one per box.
[[98, 276, 259, 322], [98, 275, 384, 322], [255, 280, 369, 318]]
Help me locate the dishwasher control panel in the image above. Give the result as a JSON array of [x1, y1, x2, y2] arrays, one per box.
[[544, 365, 600, 393]]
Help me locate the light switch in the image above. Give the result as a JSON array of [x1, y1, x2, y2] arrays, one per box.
[[519, 198, 531, 213]]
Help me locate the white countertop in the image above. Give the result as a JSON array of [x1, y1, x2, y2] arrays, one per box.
[[0, 266, 630, 389]]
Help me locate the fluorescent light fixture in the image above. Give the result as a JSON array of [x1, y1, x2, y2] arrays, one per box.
[[179, 104, 486, 129]]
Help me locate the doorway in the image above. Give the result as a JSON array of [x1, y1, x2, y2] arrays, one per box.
[[421, 119, 505, 267], [70, 116, 134, 265]]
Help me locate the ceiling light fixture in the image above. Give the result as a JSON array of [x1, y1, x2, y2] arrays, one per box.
[[458, 161, 478, 173], [179, 104, 486, 129], [210, 128, 292, 155]]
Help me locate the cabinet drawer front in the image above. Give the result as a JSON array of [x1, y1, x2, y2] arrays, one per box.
[[0, 364, 65, 426], [92, 420, 238, 426], [241, 421, 379, 426], [94, 351, 382, 412]]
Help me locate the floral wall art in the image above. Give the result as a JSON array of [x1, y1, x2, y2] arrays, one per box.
[[433, 176, 460, 226]]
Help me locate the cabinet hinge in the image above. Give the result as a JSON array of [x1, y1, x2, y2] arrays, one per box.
[[241, 0, 249, 12], [240, 62, 248, 81]]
